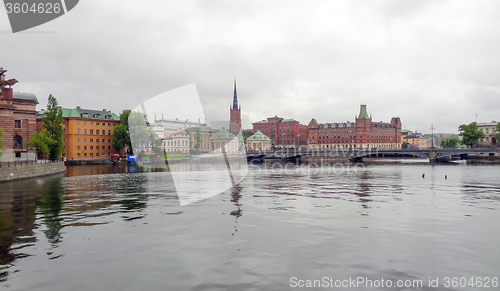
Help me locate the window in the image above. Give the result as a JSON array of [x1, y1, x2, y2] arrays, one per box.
[[77, 146, 81, 150], [77, 128, 81, 134], [108, 139, 111, 142], [90, 153, 94, 157], [62, 120, 67, 125], [90, 129, 94, 134], [90, 139, 94, 142], [90, 146, 94, 149], [102, 153, 106, 156], [77, 120, 81, 125], [15, 120, 21, 128], [108, 123, 111, 126], [77, 153, 81, 157], [102, 131, 105, 135], [84, 121, 87, 125], [84, 138, 87, 142], [84, 146, 87, 149], [90, 122, 94, 125], [77, 138, 81, 142], [15, 152, 21, 158], [63, 128, 67, 134], [84, 153, 87, 157], [96, 122, 100, 126], [96, 146, 100, 149], [13, 135, 22, 147], [84, 129, 88, 134], [96, 139, 99, 143], [96, 130, 100, 135], [108, 130, 111, 135], [102, 139, 105, 142]]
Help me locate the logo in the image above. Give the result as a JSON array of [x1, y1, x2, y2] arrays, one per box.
[[3, 0, 79, 33], [129, 84, 248, 206]]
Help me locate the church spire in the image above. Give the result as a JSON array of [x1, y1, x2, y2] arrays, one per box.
[[232, 79, 239, 110]]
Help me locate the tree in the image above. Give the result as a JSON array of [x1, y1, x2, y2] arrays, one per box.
[[0, 129, 4, 156], [440, 137, 459, 148], [402, 141, 409, 149], [458, 122, 485, 147], [43, 95, 64, 160], [27, 130, 50, 158], [194, 127, 201, 151], [112, 110, 150, 155]]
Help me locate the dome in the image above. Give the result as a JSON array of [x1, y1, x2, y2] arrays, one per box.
[[247, 130, 271, 141]]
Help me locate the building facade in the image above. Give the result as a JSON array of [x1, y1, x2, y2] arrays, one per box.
[[0, 68, 38, 162], [229, 80, 241, 134], [210, 129, 240, 154], [477, 121, 498, 147], [36, 106, 121, 159], [246, 130, 272, 151], [163, 128, 190, 154], [403, 133, 428, 149], [307, 105, 402, 150], [154, 118, 214, 152], [252, 116, 308, 149]]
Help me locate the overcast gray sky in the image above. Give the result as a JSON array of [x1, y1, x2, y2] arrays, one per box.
[[1, 0, 499, 133]]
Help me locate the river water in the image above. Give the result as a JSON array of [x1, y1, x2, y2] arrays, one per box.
[[0, 161, 499, 290]]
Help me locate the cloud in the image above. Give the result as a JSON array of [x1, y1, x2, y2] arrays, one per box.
[[1, 0, 499, 133]]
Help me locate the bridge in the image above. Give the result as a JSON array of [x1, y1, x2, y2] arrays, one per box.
[[246, 147, 500, 163]]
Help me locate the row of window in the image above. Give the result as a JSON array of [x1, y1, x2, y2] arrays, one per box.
[[76, 129, 112, 135], [164, 140, 188, 147], [76, 138, 112, 143], [77, 145, 112, 150], [75, 121, 114, 126], [76, 152, 110, 157]]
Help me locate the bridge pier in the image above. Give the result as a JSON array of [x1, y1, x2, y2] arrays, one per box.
[[429, 147, 437, 163]]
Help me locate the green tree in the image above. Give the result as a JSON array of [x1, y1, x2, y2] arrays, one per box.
[[458, 122, 485, 147], [194, 127, 201, 151], [43, 95, 64, 160], [0, 128, 4, 156], [112, 110, 151, 155], [402, 141, 409, 149], [27, 130, 50, 158], [440, 137, 459, 148], [113, 110, 132, 154]]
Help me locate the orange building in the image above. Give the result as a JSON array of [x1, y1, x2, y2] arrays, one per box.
[[36, 106, 121, 160]]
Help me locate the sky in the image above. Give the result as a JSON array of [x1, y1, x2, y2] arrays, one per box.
[[1, 0, 499, 133]]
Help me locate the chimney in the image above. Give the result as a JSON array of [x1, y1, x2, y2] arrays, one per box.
[[2, 87, 13, 101]]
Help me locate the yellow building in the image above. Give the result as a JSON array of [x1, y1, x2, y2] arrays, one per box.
[[36, 107, 122, 160], [403, 133, 428, 149], [477, 121, 498, 147]]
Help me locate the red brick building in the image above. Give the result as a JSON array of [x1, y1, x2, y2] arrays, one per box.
[[252, 116, 308, 149], [229, 80, 241, 134], [0, 68, 38, 162], [308, 105, 402, 150]]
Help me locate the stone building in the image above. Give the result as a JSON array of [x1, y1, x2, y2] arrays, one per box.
[[246, 130, 272, 151], [252, 116, 308, 149], [307, 105, 402, 150], [477, 121, 498, 147], [210, 129, 240, 154], [163, 128, 190, 154], [154, 118, 213, 152], [0, 68, 38, 162], [229, 80, 241, 134]]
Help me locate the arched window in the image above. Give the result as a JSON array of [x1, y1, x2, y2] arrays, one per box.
[[14, 135, 22, 147]]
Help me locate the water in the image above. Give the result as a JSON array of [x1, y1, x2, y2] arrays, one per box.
[[1, 162, 499, 290]]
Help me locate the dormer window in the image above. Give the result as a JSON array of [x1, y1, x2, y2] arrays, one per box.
[[81, 113, 89, 118], [105, 115, 112, 119], [93, 114, 101, 118]]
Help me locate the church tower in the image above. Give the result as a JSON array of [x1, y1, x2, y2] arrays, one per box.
[[229, 80, 241, 134]]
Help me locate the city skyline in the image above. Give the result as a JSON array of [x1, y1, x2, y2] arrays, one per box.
[[2, 0, 499, 133]]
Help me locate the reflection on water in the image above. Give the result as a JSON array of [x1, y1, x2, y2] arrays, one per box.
[[0, 163, 499, 290]]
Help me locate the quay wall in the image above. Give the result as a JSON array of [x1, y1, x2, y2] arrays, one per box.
[[0, 162, 65, 182]]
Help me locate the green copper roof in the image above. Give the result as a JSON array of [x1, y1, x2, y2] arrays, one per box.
[[37, 107, 120, 121], [247, 130, 271, 141], [210, 128, 236, 140], [358, 105, 369, 119]]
